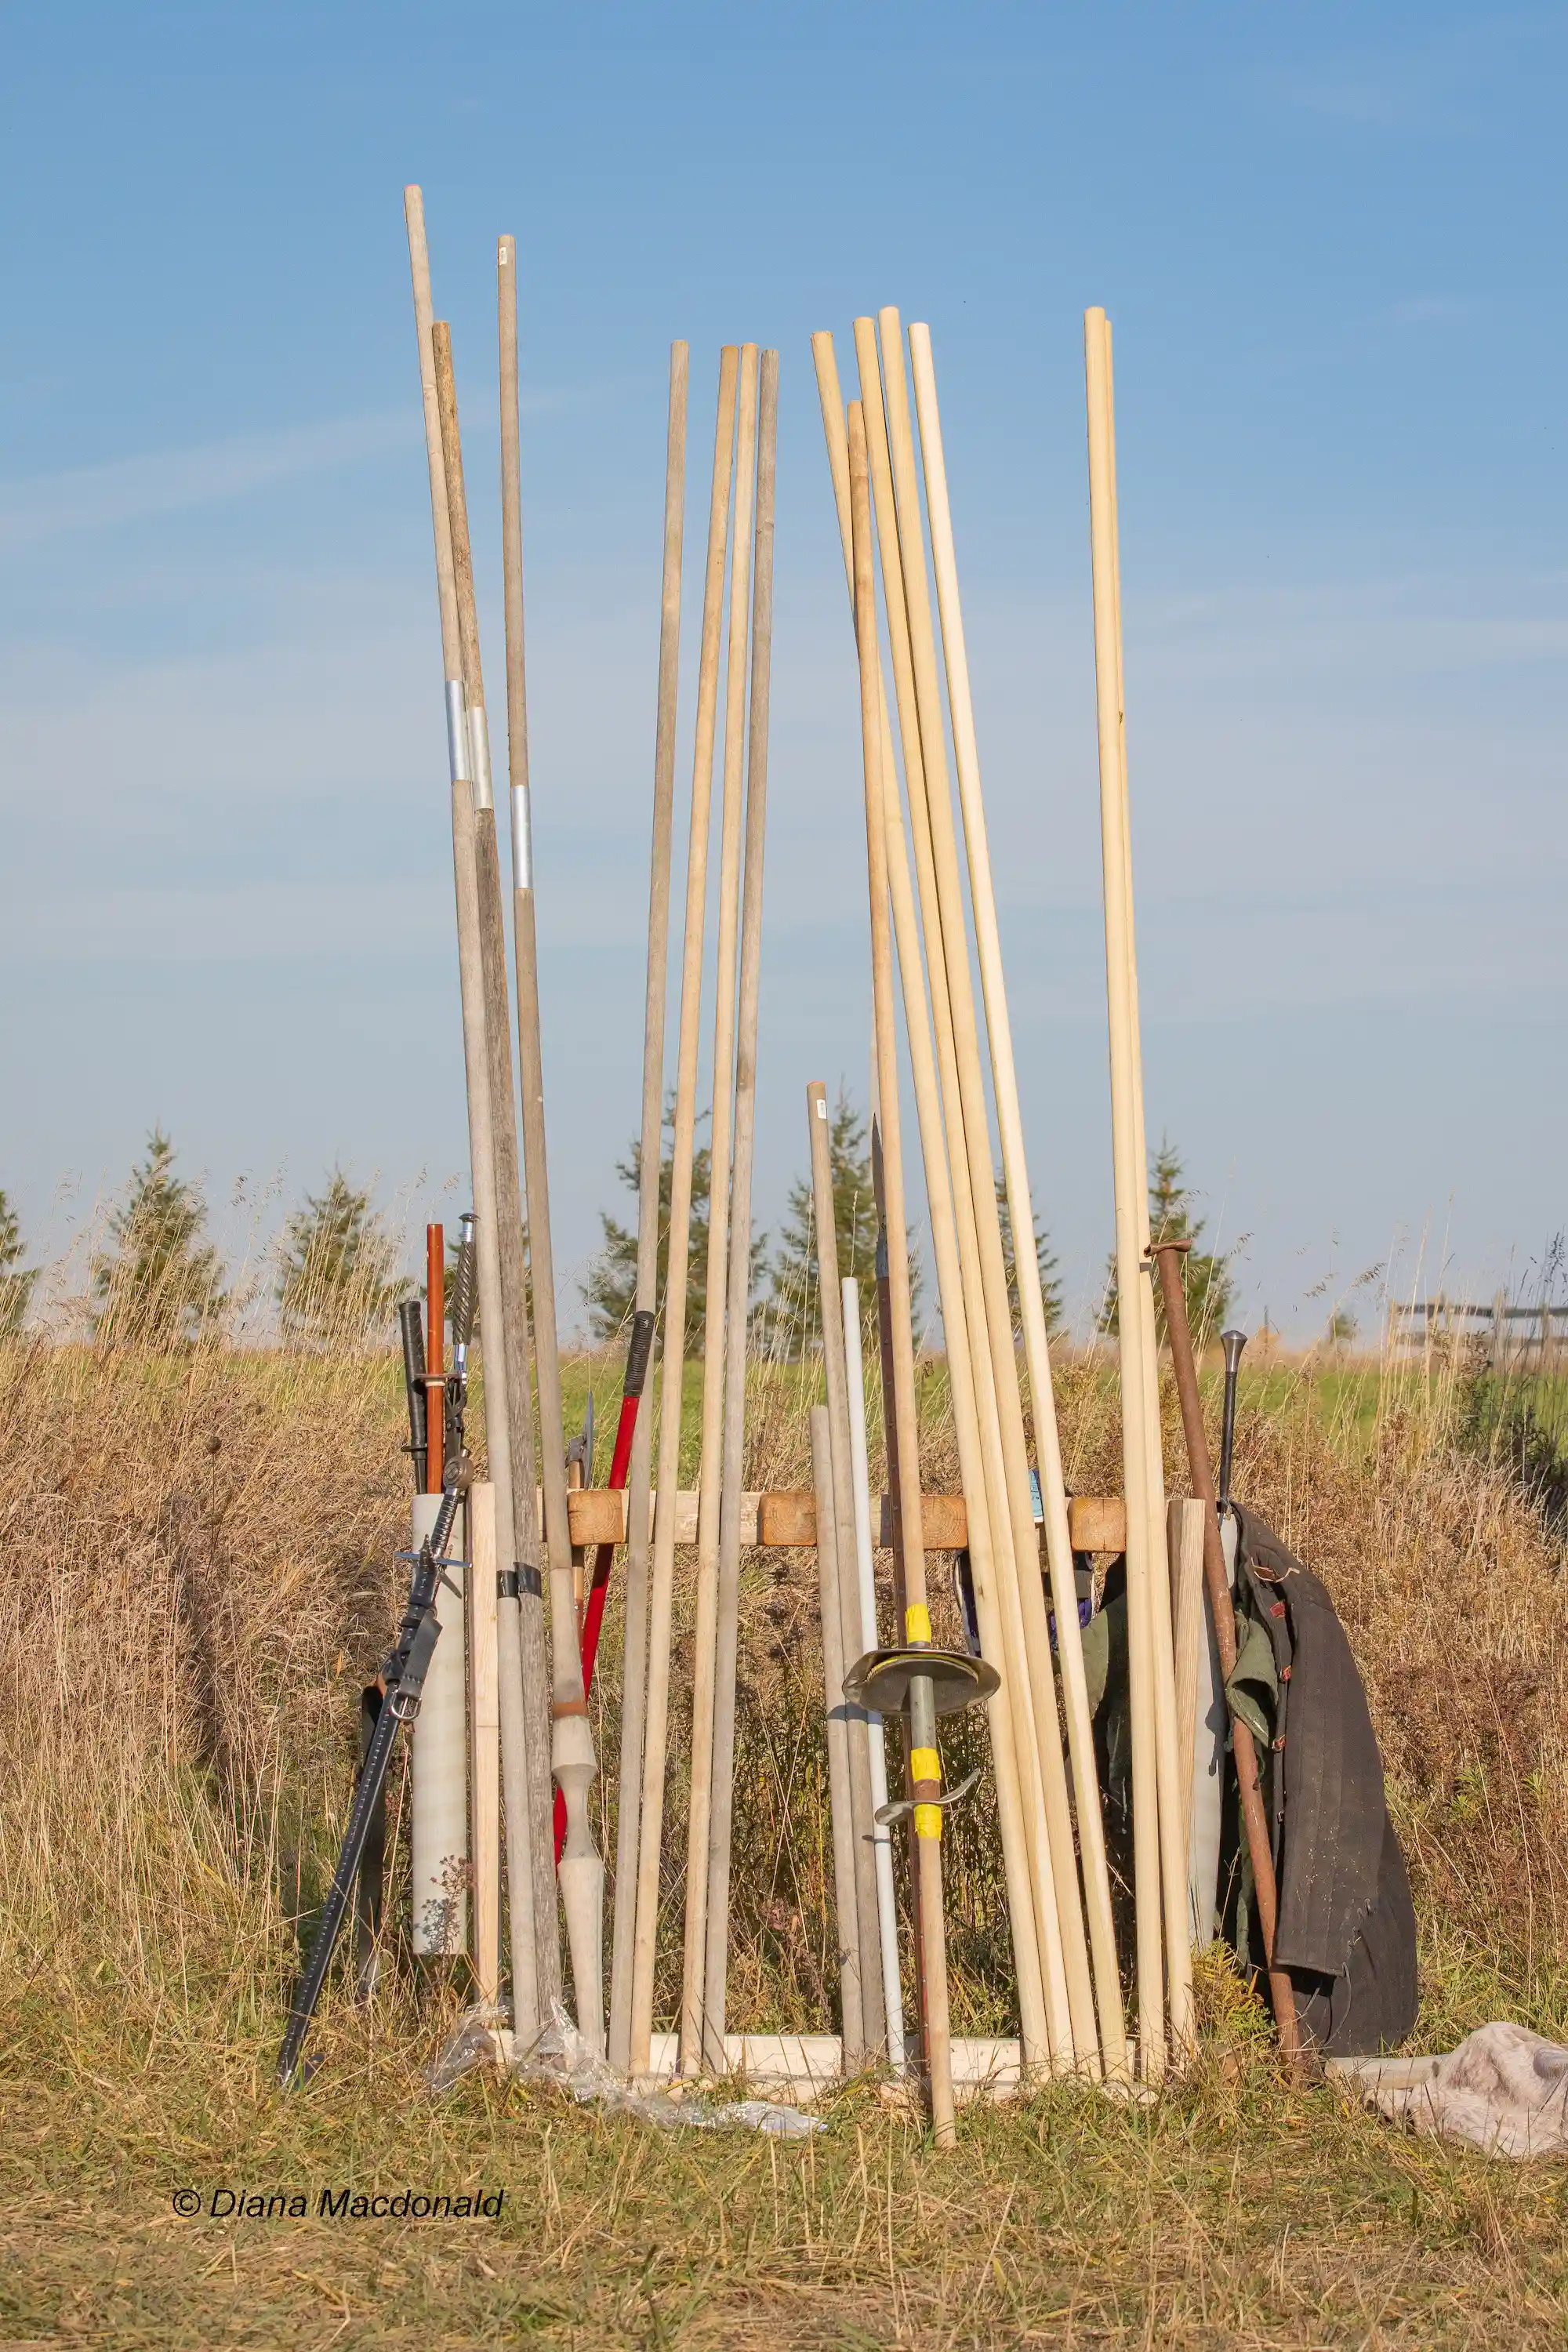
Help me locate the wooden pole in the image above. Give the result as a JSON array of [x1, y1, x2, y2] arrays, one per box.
[[608, 344, 688, 2074], [869, 319, 1084, 2067], [498, 234, 604, 2049], [469, 1478, 502, 2003], [1152, 1240, 1303, 2063], [870, 1123, 942, 2126], [627, 348, 740, 2078], [847, 410, 956, 2132], [1100, 318, 1192, 2063], [1083, 307, 1165, 2078], [811, 1403, 867, 2066], [842, 1277, 905, 2067], [434, 320, 562, 2028], [702, 347, 778, 2066], [906, 323, 1127, 2078], [403, 191, 540, 2039], [811, 333, 1049, 2074], [808, 1080, 888, 2059], [681, 346, 760, 2073]]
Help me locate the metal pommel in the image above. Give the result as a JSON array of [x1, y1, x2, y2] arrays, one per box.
[[840, 1643, 1000, 1720]]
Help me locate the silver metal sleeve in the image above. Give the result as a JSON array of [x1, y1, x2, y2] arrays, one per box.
[[468, 706, 494, 811], [445, 681, 470, 784], [511, 785, 533, 891]]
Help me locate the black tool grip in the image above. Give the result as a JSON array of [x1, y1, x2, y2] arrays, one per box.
[[623, 1308, 656, 1399], [449, 1220, 478, 1351], [397, 1300, 428, 1494]]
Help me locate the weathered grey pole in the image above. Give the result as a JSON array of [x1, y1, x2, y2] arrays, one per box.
[[432, 317, 561, 2024], [498, 234, 604, 2049], [811, 1403, 866, 2067], [402, 187, 540, 2037]]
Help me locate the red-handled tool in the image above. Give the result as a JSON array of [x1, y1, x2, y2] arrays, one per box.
[[554, 1308, 656, 1862]]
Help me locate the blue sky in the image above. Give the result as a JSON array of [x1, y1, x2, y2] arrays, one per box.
[[2, 2, 1565, 1338]]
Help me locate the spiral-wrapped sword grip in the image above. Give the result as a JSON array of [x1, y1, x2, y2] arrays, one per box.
[[449, 1215, 478, 1352]]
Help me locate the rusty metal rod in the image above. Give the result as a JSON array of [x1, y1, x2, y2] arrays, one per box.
[[1150, 1240, 1304, 2070]]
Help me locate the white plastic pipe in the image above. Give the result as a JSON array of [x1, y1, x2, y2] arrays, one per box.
[[410, 1490, 468, 1956], [842, 1279, 906, 2071]]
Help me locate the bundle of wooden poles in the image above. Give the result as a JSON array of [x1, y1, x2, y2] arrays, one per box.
[[390, 186, 1297, 2118]]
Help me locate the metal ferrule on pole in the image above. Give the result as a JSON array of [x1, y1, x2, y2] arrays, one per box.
[[469, 706, 494, 811], [446, 681, 470, 784], [511, 785, 533, 890]]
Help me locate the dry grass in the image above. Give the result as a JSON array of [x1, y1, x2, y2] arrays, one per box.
[[2, 1327, 1567, 2347]]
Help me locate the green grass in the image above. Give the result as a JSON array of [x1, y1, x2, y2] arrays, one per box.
[[6, 1973, 1568, 2350], [6, 1332, 1568, 2346]]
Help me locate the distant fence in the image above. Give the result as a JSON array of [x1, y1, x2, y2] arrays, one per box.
[[1388, 1294, 1568, 1369]]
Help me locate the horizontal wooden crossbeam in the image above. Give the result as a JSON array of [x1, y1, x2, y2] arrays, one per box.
[[547, 1487, 1128, 1554]]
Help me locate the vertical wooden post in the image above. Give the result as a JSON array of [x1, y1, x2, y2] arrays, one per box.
[[702, 348, 779, 2066], [608, 345, 688, 2074], [469, 1479, 502, 2005], [809, 1079, 887, 2058], [812, 1404, 867, 2067], [498, 232, 604, 2052], [681, 346, 760, 2073], [628, 349, 740, 2079]]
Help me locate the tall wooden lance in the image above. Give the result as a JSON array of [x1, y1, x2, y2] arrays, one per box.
[[402, 187, 542, 2038], [681, 344, 760, 2075], [608, 343, 688, 2074], [627, 348, 740, 2078], [810, 337, 1046, 2078], [1083, 305, 1187, 2076], [874, 310, 1091, 2069], [498, 234, 604, 2049], [1102, 317, 1192, 2065], [851, 313, 1086, 2060], [843, 400, 982, 2144], [905, 323, 1128, 2078], [702, 347, 779, 2067]]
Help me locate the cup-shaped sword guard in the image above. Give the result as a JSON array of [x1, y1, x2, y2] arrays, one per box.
[[840, 1644, 1000, 1720]]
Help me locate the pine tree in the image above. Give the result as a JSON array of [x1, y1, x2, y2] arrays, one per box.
[[582, 1096, 764, 1349], [93, 1130, 227, 1346], [0, 1191, 36, 1337], [763, 1087, 919, 1358], [996, 1174, 1064, 1339], [1099, 1136, 1234, 1347], [278, 1170, 407, 1342]]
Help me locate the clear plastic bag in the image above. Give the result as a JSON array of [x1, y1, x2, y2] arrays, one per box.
[[429, 2001, 824, 2137]]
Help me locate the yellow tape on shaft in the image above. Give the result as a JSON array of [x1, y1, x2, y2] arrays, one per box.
[[913, 1803, 943, 1841], [910, 1747, 940, 1786], [905, 1604, 932, 1644]]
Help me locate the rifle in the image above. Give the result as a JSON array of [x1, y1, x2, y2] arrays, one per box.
[[278, 1222, 477, 2086]]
